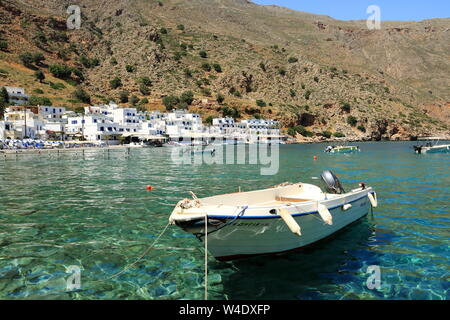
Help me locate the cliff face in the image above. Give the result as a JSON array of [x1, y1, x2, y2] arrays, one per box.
[[0, 0, 449, 140]]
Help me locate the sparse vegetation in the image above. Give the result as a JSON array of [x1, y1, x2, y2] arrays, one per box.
[[341, 102, 351, 112], [162, 95, 180, 111], [72, 87, 91, 104], [34, 70, 45, 83], [347, 115, 358, 126], [29, 96, 52, 106], [357, 125, 366, 132], [288, 125, 313, 137], [110, 77, 122, 89], [217, 93, 225, 104], [256, 99, 267, 107]]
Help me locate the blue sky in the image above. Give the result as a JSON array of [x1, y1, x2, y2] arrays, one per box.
[[253, 0, 450, 21]]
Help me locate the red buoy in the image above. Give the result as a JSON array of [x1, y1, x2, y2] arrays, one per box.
[[146, 185, 154, 191], [314, 156, 317, 160]]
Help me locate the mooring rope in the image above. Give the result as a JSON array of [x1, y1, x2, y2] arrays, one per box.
[[105, 221, 172, 281]]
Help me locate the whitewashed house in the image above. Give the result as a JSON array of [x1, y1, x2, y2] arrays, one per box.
[[3, 87, 29, 105], [4, 106, 44, 139], [39, 106, 67, 120], [65, 114, 120, 144]]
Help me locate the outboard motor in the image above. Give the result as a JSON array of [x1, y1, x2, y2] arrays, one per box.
[[321, 170, 345, 194], [413, 145, 423, 154]]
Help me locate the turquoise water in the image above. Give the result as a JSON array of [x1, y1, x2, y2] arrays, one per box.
[[0, 142, 448, 300]]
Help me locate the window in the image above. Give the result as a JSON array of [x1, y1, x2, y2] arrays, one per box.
[[100, 127, 104, 131], [71, 120, 77, 124]]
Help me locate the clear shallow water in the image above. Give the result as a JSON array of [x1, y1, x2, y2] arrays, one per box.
[[0, 142, 448, 300]]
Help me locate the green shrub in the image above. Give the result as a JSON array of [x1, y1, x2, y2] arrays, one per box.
[[341, 103, 351, 112], [48, 64, 72, 79], [125, 65, 136, 73], [290, 89, 296, 97], [180, 91, 194, 105], [162, 95, 180, 111], [278, 68, 286, 76], [34, 70, 45, 82], [160, 27, 168, 34], [205, 116, 213, 125], [201, 63, 211, 72], [0, 40, 7, 51], [49, 82, 66, 90], [256, 99, 266, 107], [80, 55, 100, 68], [357, 125, 366, 132], [139, 83, 150, 96], [72, 88, 91, 104], [138, 77, 152, 86], [288, 125, 313, 137], [177, 24, 185, 31], [313, 76, 319, 83], [217, 93, 225, 104], [184, 68, 193, 77], [347, 115, 358, 126], [110, 77, 122, 89], [29, 96, 52, 106], [201, 88, 212, 96], [33, 88, 44, 94], [199, 50, 208, 58], [130, 95, 139, 106], [333, 132, 346, 138], [119, 90, 129, 103], [212, 63, 222, 72], [321, 131, 332, 139], [222, 106, 240, 119], [288, 57, 298, 63], [304, 90, 312, 100]]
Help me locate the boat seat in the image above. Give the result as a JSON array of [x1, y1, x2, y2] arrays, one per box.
[[275, 196, 310, 203]]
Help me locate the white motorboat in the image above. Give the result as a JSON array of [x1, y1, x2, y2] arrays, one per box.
[[325, 145, 360, 153], [414, 143, 450, 154], [169, 171, 377, 261]]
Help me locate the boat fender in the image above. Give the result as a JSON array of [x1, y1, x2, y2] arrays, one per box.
[[318, 204, 333, 225], [368, 192, 378, 208], [342, 204, 352, 211], [278, 208, 301, 236]]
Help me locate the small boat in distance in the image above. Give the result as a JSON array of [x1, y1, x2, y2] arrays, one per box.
[[325, 145, 360, 153], [413, 142, 450, 154], [169, 170, 377, 261]]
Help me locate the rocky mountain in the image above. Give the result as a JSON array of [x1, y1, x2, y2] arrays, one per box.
[[0, 0, 449, 140]]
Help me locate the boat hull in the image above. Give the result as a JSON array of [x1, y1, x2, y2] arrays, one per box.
[[198, 193, 372, 261], [424, 145, 450, 154]]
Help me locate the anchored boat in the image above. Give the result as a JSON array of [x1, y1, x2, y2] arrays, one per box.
[[325, 145, 360, 153], [169, 171, 377, 261], [413, 143, 450, 154]]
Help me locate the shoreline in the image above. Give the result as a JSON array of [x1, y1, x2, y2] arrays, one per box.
[[0, 145, 137, 155]]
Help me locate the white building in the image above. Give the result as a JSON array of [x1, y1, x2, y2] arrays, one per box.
[[165, 110, 203, 139], [39, 106, 67, 120], [3, 87, 29, 105], [65, 114, 120, 144], [4, 106, 44, 139]]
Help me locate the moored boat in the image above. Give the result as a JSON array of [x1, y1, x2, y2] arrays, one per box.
[[169, 171, 377, 261], [413, 143, 450, 154], [324, 145, 360, 153]]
